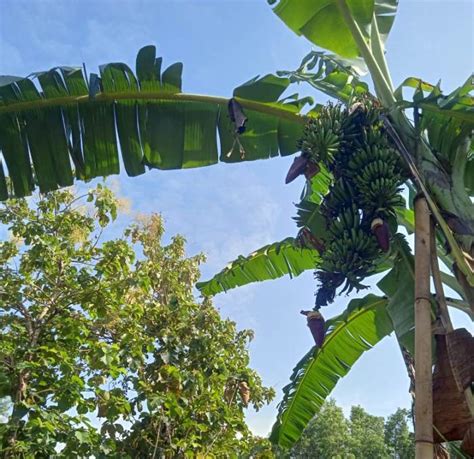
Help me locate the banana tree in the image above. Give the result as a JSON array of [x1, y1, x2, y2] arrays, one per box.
[[0, 0, 473, 456]]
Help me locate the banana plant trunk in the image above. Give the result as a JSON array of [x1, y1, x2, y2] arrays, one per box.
[[414, 196, 434, 457]]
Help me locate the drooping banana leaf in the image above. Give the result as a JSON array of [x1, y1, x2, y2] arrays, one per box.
[[196, 237, 319, 296], [270, 293, 392, 449], [268, 0, 399, 59], [0, 45, 313, 200]]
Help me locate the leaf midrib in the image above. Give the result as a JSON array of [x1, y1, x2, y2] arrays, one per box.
[[0, 91, 308, 125]]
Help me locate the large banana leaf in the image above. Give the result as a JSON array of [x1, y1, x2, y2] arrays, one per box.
[[0, 46, 311, 200], [197, 238, 319, 296], [269, 0, 398, 59], [270, 293, 393, 449]]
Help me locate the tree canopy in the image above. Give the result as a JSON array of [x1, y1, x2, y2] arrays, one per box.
[[292, 399, 414, 459], [0, 186, 274, 457]]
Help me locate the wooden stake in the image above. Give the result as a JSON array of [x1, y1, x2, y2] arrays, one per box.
[[414, 196, 434, 458]]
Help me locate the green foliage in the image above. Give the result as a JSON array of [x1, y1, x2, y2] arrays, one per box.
[[278, 51, 369, 104], [0, 3, 472, 455], [0, 46, 309, 199], [197, 238, 320, 296], [292, 400, 414, 459], [0, 186, 274, 457], [384, 408, 415, 459], [291, 399, 351, 458], [349, 405, 389, 458], [377, 235, 416, 353], [269, 0, 398, 59], [271, 0, 474, 282], [270, 294, 393, 449], [395, 75, 474, 204]]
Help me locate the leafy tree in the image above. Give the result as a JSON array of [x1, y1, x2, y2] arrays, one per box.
[[0, 186, 274, 457], [292, 401, 415, 459], [292, 399, 351, 458], [384, 408, 415, 459], [349, 405, 389, 458], [0, 0, 472, 452]]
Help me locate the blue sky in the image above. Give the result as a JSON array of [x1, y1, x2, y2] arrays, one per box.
[[1, 0, 473, 436]]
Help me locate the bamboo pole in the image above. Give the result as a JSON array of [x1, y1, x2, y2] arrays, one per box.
[[414, 196, 433, 458]]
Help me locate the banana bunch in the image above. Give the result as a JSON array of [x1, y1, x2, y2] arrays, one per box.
[[298, 103, 348, 164], [293, 99, 407, 308], [344, 130, 405, 218]]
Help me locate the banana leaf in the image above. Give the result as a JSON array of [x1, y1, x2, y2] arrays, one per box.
[[278, 51, 370, 103], [269, 0, 398, 59], [0, 46, 313, 199], [395, 77, 474, 170], [377, 236, 415, 353], [270, 293, 392, 449], [466, 157, 474, 196], [395, 76, 474, 125], [197, 237, 319, 296]]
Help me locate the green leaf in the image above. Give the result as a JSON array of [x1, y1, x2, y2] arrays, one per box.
[[395, 202, 470, 304], [0, 45, 310, 199], [100, 63, 145, 176], [197, 238, 319, 296], [395, 206, 414, 234], [377, 236, 415, 353], [0, 112, 34, 197], [233, 74, 290, 102], [269, 0, 398, 59], [278, 52, 370, 103], [395, 76, 474, 165], [270, 294, 392, 449], [0, 161, 7, 200], [465, 156, 474, 196], [395, 76, 473, 124], [294, 201, 328, 237], [444, 297, 474, 320]]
